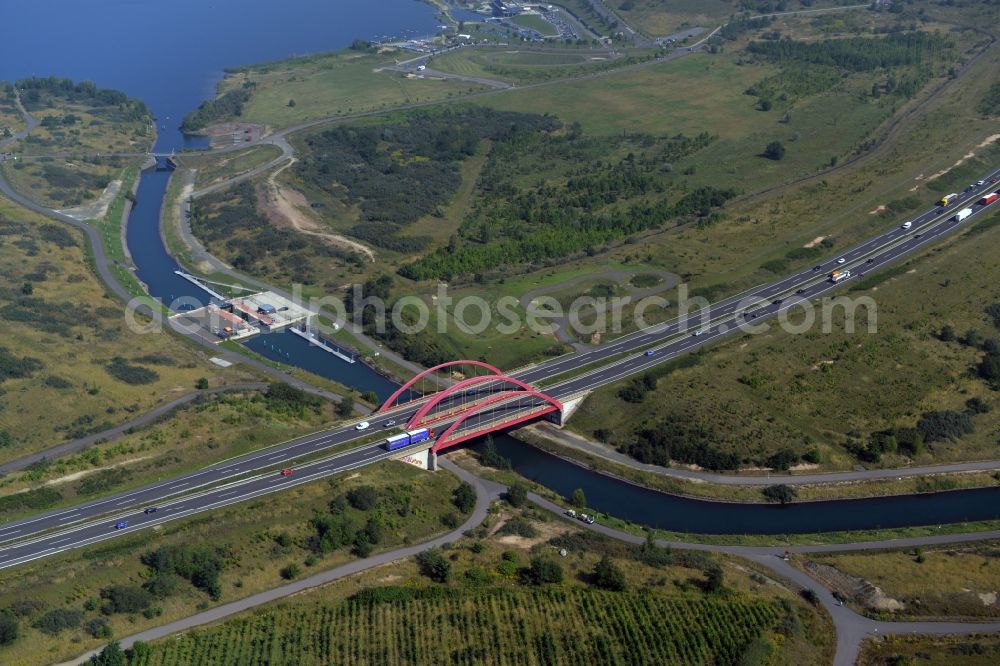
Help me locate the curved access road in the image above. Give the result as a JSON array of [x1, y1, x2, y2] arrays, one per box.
[[533, 425, 1000, 486]]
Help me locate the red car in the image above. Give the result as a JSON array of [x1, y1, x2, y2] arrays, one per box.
[[280, 469, 294, 476]]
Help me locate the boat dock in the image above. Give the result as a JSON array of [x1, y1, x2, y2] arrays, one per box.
[[290, 327, 356, 364]]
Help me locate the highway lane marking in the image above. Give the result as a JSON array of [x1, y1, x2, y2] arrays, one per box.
[[170, 482, 189, 489], [57, 514, 79, 522], [50, 537, 73, 545]]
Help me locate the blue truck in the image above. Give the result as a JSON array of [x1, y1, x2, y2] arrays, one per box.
[[384, 427, 431, 451]]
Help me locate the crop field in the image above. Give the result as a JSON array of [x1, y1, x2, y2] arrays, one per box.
[[213, 49, 486, 129], [0, 194, 253, 465], [0, 461, 464, 666], [131, 588, 782, 666]]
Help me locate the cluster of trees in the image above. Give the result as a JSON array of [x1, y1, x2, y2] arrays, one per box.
[[310, 487, 388, 557], [626, 420, 742, 471], [979, 81, 1000, 116], [181, 88, 251, 132], [264, 382, 323, 417], [404, 184, 734, 281], [402, 128, 729, 281], [140, 543, 228, 600], [747, 32, 951, 73], [853, 402, 983, 463], [297, 108, 561, 252], [190, 182, 360, 285], [16, 76, 150, 121]]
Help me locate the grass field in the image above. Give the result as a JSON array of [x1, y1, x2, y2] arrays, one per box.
[[0, 194, 254, 465], [513, 13, 560, 37], [804, 541, 1000, 620], [859, 633, 1000, 666], [214, 49, 487, 129], [0, 460, 465, 666]]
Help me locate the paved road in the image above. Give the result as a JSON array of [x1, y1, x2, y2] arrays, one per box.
[[4, 164, 1000, 572], [52, 459, 501, 666], [534, 424, 1000, 486], [55, 463, 1000, 666]]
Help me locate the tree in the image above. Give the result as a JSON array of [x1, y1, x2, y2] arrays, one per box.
[[763, 140, 786, 160], [704, 565, 724, 593], [194, 377, 209, 390], [91, 641, 126, 666], [336, 396, 355, 418], [570, 487, 587, 509], [762, 484, 797, 504], [416, 548, 452, 583], [523, 557, 563, 585], [287, 99, 296, 107], [360, 390, 378, 404], [280, 563, 300, 580], [592, 556, 627, 591], [346, 485, 379, 511], [939, 324, 956, 342], [504, 482, 528, 508], [453, 481, 477, 513], [0, 613, 19, 645], [99, 585, 152, 614]]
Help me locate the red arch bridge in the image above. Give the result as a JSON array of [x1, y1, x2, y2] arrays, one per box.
[[378, 361, 568, 462]]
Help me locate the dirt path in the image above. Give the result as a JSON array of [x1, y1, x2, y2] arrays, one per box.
[[260, 159, 375, 262]]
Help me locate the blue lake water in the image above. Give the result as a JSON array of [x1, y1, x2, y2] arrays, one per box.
[[1, 0, 440, 393]]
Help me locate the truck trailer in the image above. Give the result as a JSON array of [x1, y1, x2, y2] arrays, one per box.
[[979, 192, 999, 206], [829, 269, 851, 283], [953, 208, 973, 222], [939, 193, 959, 207]]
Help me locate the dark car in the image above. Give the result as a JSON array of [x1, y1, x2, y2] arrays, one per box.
[[796, 288, 806, 294], [813, 265, 822, 271], [143, 507, 157, 514]]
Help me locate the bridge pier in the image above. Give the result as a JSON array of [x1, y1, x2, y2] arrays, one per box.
[[548, 391, 590, 427], [428, 450, 438, 472]]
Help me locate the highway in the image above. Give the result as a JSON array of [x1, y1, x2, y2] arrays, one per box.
[[2, 166, 1000, 570]]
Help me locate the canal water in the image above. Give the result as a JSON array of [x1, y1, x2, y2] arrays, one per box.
[[489, 435, 1000, 535]]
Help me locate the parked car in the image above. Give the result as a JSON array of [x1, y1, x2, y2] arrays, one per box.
[[585, 515, 595, 524], [565, 509, 577, 518]]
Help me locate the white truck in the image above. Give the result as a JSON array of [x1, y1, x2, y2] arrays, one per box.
[[829, 269, 851, 283], [953, 207, 973, 222]]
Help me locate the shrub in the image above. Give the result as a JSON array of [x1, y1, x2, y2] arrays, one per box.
[[416, 549, 452, 583], [592, 556, 627, 591], [0, 613, 19, 645], [570, 488, 587, 509], [763, 140, 786, 160], [452, 482, 477, 513], [916, 410, 974, 443], [105, 357, 158, 385], [346, 485, 379, 511], [280, 563, 301, 580], [100, 585, 152, 614], [498, 517, 538, 538], [84, 617, 112, 638], [523, 557, 563, 585], [762, 484, 797, 504], [504, 483, 528, 508], [32, 608, 83, 635]]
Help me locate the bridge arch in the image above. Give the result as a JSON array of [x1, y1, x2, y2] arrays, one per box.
[[407, 374, 537, 429], [432, 389, 563, 454], [379, 360, 503, 412]]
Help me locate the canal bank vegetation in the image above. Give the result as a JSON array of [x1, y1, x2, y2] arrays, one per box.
[[179, 144, 283, 189], [448, 447, 1000, 548], [83, 494, 830, 666], [516, 426, 1000, 504], [0, 460, 467, 666], [0, 194, 254, 468], [798, 540, 1000, 621]]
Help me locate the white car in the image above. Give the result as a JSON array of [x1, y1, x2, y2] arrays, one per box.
[[977, 180, 986, 186], [355, 421, 370, 431], [836, 257, 846, 264], [901, 221, 912, 229]]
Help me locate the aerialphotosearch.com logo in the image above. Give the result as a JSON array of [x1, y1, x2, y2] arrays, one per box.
[[125, 281, 878, 341]]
